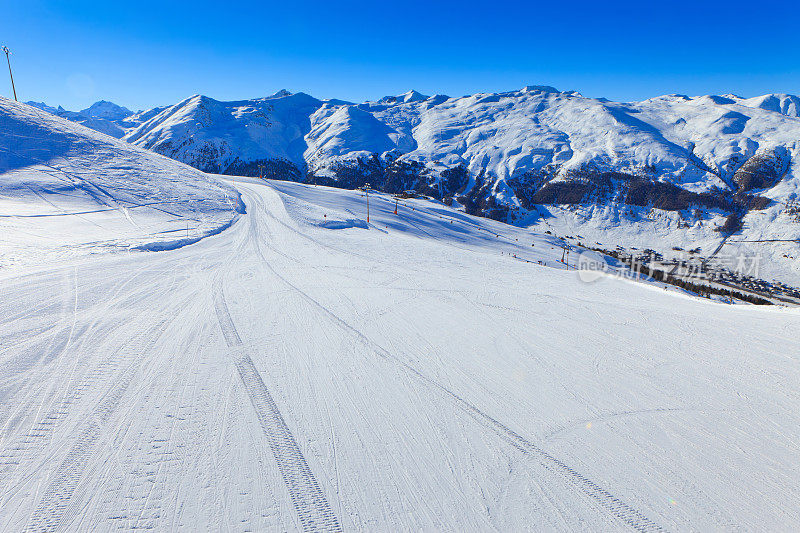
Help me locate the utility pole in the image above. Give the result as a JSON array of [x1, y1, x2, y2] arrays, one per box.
[[258, 163, 265, 180], [2, 46, 17, 101]]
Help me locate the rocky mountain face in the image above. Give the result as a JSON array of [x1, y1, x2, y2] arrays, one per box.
[[33, 87, 800, 282]]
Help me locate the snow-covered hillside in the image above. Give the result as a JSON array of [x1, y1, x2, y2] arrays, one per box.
[[35, 87, 800, 284], [0, 98, 243, 271], [2, 173, 799, 531]]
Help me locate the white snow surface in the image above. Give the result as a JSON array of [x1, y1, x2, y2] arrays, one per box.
[[0, 98, 242, 271], [1, 159, 799, 530]]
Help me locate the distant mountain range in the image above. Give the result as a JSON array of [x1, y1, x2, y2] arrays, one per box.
[[28, 87, 800, 282]]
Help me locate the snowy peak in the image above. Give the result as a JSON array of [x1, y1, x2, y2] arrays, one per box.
[[21, 99, 136, 139], [305, 104, 398, 169], [400, 89, 428, 103], [521, 85, 560, 94], [80, 100, 134, 121], [378, 89, 429, 105], [518, 85, 583, 98], [269, 89, 293, 99]]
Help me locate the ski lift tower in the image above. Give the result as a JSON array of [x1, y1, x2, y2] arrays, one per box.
[[360, 183, 371, 223], [561, 244, 571, 269], [2, 46, 17, 101]]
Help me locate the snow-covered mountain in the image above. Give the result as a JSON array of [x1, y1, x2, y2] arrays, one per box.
[[35, 87, 800, 283], [26, 99, 147, 138], [123, 92, 327, 179], [79, 100, 133, 121], [6, 91, 800, 531], [26, 100, 133, 138], [36, 88, 800, 203]]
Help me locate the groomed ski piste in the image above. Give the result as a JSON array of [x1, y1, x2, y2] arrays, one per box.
[[2, 99, 800, 531]]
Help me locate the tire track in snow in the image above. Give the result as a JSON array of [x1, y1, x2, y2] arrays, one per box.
[[265, 264, 663, 532], [244, 187, 663, 532], [212, 281, 341, 532]]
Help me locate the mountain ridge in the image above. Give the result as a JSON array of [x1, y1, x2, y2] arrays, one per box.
[[27, 86, 800, 283]]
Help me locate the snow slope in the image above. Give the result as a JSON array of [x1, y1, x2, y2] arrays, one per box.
[[1, 174, 799, 531], [0, 98, 243, 271]]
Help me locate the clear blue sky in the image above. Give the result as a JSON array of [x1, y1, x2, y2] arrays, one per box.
[[3, 0, 797, 111]]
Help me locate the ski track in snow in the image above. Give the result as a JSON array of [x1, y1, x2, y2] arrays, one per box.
[[2, 176, 800, 531], [243, 185, 662, 531], [16, 316, 171, 531]]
